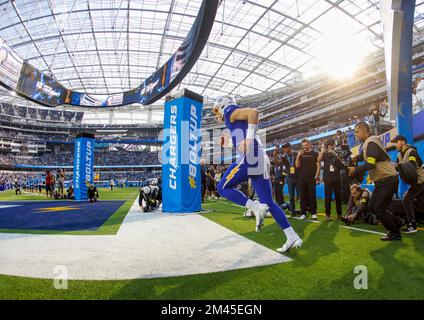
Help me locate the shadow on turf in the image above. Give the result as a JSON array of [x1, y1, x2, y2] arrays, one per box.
[[108, 263, 279, 300], [292, 220, 340, 267]]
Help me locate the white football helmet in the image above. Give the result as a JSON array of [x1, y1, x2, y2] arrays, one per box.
[[211, 96, 236, 122]]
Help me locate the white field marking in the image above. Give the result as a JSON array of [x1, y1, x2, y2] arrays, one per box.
[[289, 213, 389, 234], [217, 200, 244, 208], [214, 201, 388, 235], [341, 226, 386, 235], [0, 197, 290, 280], [0, 205, 22, 210]]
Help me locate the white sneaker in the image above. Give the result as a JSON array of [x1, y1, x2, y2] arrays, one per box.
[[298, 214, 306, 220], [311, 214, 318, 220], [250, 200, 269, 232], [276, 235, 303, 253]]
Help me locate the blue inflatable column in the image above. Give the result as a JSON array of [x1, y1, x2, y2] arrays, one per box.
[[162, 89, 203, 213], [73, 133, 95, 201], [380, 0, 416, 195]]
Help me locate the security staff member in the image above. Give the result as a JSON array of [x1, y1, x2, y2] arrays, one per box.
[[296, 139, 320, 220], [272, 147, 285, 205], [318, 139, 343, 221], [348, 122, 402, 241], [392, 134, 424, 233], [282, 143, 298, 216]]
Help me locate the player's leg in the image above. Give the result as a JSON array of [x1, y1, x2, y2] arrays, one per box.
[[217, 162, 268, 231], [217, 162, 250, 206], [251, 174, 302, 252], [250, 175, 291, 230]]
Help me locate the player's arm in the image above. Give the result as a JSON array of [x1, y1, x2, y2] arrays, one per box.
[[315, 156, 321, 182], [295, 150, 303, 168], [349, 142, 379, 177], [230, 108, 259, 154], [407, 149, 419, 167], [229, 108, 259, 125]]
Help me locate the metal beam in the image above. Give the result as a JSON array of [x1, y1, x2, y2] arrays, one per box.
[[86, 1, 109, 94], [28, 48, 285, 85], [201, 0, 279, 95], [10, 1, 51, 70], [325, 0, 379, 38], [46, 0, 87, 92], [156, 0, 175, 70]]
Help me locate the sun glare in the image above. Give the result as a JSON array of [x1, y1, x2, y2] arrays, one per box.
[[309, 21, 373, 79]]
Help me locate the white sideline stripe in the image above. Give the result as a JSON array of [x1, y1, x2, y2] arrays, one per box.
[[0, 197, 290, 280], [218, 200, 244, 208], [341, 226, 386, 235], [0, 205, 21, 210]]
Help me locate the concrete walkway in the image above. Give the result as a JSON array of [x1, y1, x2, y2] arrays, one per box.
[[0, 199, 290, 280]]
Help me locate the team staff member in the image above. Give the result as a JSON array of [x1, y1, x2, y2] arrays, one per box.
[[282, 143, 298, 216], [45, 170, 53, 199], [272, 147, 285, 205], [318, 140, 343, 221], [392, 135, 424, 233], [295, 139, 320, 220], [57, 169, 65, 196], [348, 122, 402, 241], [200, 159, 207, 202]]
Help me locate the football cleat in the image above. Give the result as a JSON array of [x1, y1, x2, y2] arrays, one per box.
[[250, 200, 268, 232], [243, 210, 254, 218], [276, 236, 303, 253]]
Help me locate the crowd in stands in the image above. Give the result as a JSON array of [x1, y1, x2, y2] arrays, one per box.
[[0, 103, 84, 123], [0, 128, 159, 143], [0, 170, 160, 193], [0, 149, 160, 166], [0, 129, 70, 142]]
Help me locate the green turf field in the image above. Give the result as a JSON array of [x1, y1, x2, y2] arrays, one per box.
[[0, 187, 139, 235], [0, 189, 423, 300]]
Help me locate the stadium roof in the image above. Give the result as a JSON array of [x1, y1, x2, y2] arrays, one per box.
[[1, 0, 424, 105]]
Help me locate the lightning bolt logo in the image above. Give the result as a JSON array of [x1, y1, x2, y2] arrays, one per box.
[[223, 157, 244, 189], [188, 176, 196, 189]]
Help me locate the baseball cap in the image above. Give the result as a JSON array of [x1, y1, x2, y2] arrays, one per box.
[[390, 135, 407, 143]]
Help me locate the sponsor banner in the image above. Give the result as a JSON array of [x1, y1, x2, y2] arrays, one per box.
[[73, 136, 95, 201], [162, 93, 202, 213], [0, 38, 23, 90]]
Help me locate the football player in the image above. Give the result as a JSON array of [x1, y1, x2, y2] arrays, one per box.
[[211, 96, 302, 253]]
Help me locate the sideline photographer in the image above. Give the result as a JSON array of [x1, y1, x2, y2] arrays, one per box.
[[392, 135, 424, 233], [341, 184, 376, 225], [348, 122, 402, 241], [318, 139, 343, 221]]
